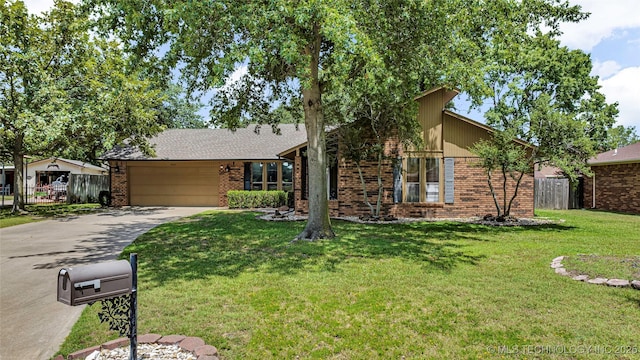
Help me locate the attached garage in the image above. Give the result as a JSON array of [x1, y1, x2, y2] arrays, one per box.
[[128, 161, 219, 206]]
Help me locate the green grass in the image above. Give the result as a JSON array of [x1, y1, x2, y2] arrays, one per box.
[[563, 255, 640, 280], [0, 203, 102, 228], [57, 210, 640, 359]]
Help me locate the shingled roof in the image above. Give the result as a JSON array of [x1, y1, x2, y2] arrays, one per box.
[[588, 142, 640, 165], [102, 124, 307, 161]]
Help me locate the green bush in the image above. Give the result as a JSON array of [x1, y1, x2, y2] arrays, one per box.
[[227, 190, 288, 209]]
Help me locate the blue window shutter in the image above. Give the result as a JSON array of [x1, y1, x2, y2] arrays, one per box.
[[444, 158, 454, 204]]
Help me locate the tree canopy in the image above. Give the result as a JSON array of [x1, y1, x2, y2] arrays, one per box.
[[468, 29, 618, 217], [1, 0, 167, 211], [86, 0, 602, 236]]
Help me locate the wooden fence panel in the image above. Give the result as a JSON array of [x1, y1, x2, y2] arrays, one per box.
[[534, 178, 569, 210], [67, 174, 109, 204]]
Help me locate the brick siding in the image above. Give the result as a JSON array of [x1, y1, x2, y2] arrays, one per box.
[[109, 161, 128, 207], [294, 142, 534, 219], [218, 164, 244, 207], [583, 163, 640, 214]]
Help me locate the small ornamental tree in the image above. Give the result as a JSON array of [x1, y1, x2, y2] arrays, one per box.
[[470, 128, 531, 219], [469, 33, 618, 218]]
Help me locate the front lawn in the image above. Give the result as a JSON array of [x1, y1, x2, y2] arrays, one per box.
[[57, 210, 640, 359], [0, 203, 102, 228]]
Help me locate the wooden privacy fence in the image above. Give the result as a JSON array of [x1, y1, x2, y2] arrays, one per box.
[[535, 178, 568, 210], [534, 178, 583, 210], [67, 174, 109, 204]]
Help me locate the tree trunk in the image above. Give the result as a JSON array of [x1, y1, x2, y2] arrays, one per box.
[[356, 162, 375, 216], [505, 171, 526, 217], [375, 150, 383, 217], [501, 165, 508, 216], [487, 169, 502, 217], [295, 27, 335, 240], [11, 134, 25, 212]]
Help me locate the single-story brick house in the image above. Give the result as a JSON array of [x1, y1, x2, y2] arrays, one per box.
[[103, 87, 534, 218], [583, 142, 640, 214]]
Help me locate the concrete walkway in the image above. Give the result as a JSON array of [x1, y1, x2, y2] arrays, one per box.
[[0, 207, 212, 360]]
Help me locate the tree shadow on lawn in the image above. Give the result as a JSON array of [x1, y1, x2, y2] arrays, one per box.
[[126, 211, 574, 285]]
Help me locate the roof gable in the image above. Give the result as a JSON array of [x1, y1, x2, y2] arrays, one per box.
[[27, 158, 106, 172]]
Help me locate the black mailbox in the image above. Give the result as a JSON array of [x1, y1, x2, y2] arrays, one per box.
[[57, 260, 132, 306]]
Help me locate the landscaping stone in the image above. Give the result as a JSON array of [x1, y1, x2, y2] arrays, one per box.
[[555, 267, 569, 276], [552, 256, 639, 291], [101, 338, 129, 350], [197, 356, 220, 360], [69, 334, 219, 360], [68, 345, 100, 360], [138, 333, 163, 344], [195, 345, 219, 357], [158, 335, 186, 345], [606, 279, 630, 287], [179, 337, 205, 352], [572, 275, 589, 281], [587, 278, 608, 285]]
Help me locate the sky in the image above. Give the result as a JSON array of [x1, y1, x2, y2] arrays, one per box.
[[23, 0, 640, 133]]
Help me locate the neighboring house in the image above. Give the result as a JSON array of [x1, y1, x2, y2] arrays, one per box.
[[104, 87, 534, 218], [583, 142, 640, 214], [25, 158, 107, 189], [1, 158, 107, 195]]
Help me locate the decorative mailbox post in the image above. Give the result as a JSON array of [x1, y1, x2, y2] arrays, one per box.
[[58, 254, 138, 360]]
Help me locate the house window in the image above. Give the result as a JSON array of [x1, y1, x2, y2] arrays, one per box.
[[246, 161, 293, 192], [282, 162, 293, 192], [425, 158, 439, 202], [266, 162, 278, 190], [251, 162, 263, 190], [404, 157, 440, 203], [406, 158, 421, 202]]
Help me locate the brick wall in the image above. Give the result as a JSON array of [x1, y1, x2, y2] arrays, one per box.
[[218, 164, 244, 207], [109, 161, 129, 207], [293, 149, 534, 219], [583, 163, 640, 214]]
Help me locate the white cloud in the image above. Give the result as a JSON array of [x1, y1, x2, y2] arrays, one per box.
[[591, 60, 622, 79], [560, 0, 640, 50], [599, 66, 640, 129]]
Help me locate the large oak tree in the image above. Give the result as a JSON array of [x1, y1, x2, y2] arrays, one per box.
[[87, 0, 594, 238]]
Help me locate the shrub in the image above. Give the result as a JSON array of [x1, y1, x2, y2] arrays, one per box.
[[227, 190, 288, 209]]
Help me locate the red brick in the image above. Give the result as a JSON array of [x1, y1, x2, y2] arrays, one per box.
[[584, 163, 640, 214]]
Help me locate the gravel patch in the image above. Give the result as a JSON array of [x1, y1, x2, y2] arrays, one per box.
[[256, 209, 559, 226]]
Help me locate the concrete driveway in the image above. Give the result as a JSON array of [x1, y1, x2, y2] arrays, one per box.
[[0, 207, 212, 360]]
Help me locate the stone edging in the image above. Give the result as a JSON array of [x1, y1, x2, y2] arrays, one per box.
[[54, 334, 219, 360], [551, 256, 640, 290]]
